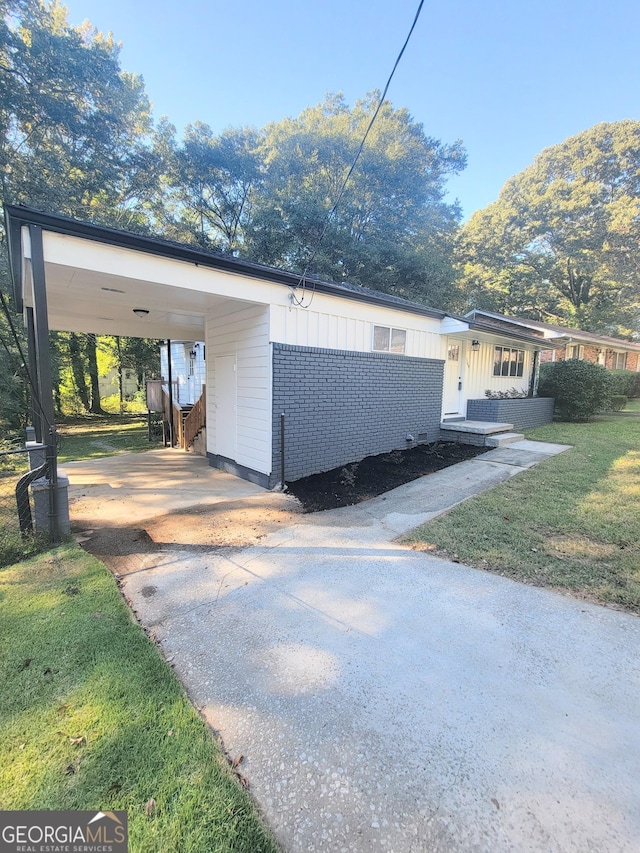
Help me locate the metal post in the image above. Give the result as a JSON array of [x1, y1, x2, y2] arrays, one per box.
[[25, 307, 42, 443], [280, 412, 285, 488], [166, 339, 174, 447], [29, 225, 59, 542]]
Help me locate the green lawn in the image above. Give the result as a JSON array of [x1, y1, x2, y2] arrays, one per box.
[[402, 410, 640, 612], [56, 415, 155, 463], [0, 545, 279, 852]]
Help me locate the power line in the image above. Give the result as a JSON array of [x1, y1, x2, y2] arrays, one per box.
[[290, 0, 426, 308]]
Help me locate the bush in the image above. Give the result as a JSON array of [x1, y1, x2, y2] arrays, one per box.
[[539, 359, 611, 421], [608, 370, 640, 399], [609, 395, 628, 412]]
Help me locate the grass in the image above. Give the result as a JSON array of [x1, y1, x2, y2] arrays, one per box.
[[56, 414, 154, 463], [0, 544, 279, 853], [402, 410, 640, 613]]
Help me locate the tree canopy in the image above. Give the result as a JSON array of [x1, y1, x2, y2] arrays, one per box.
[[245, 93, 466, 306], [0, 0, 157, 425], [457, 121, 640, 336]]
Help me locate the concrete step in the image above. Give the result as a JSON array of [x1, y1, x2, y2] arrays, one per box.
[[485, 432, 525, 448], [439, 420, 514, 436]]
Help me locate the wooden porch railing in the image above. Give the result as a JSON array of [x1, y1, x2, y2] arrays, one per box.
[[184, 387, 206, 450]]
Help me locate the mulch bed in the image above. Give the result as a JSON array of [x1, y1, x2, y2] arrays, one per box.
[[286, 441, 486, 512]]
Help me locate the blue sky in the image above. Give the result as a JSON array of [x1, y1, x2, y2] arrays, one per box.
[[63, 0, 639, 219]]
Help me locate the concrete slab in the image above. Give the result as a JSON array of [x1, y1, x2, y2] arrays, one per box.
[[438, 420, 513, 435], [476, 447, 556, 469], [66, 448, 266, 525], [508, 439, 573, 455], [71, 440, 640, 852], [126, 534, 640, 853]]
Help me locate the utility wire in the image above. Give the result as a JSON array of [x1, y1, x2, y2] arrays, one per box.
[[290, 0, 426, 307]]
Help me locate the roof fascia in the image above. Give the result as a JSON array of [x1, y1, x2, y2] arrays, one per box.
[[4, 205, 25, 312]]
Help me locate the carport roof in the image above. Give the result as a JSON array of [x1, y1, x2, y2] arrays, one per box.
[[5, 204, 449, 322]]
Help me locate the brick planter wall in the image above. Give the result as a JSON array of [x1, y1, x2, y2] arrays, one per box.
[[272, 344, 444, 483], [466, 397, 554, 430]]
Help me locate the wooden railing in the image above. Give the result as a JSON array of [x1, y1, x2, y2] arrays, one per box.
[[184, 387, 206, 450], [157, 384, 205, 450]]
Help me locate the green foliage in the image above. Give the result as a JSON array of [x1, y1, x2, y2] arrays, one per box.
[[0, 0, 153, 221], [609, 395, 628, 412], [457, 121, 640, 335], [539, 359, 611, 421], [608, 369, 640, 399], [244, 93, 466, 308]]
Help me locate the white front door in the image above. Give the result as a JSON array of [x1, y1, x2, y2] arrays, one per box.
[[215, 355, 236, 459], [443, 338, 464, 415]]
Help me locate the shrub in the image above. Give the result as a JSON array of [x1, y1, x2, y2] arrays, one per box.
[[538, 359, 611, 421], [608, 370, 640, 399], [609, 395, 628, 412]]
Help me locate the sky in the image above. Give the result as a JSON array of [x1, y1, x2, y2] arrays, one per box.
[[62, 0, 640, 220]]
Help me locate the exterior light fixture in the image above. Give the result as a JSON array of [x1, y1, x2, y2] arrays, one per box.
[[133, 308, 149, 318], [471, 340, 480, 352]]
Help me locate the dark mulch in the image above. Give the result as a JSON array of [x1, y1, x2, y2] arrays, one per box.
[[287, 441, 486, 512]]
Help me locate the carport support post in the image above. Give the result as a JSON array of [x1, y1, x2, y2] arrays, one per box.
[[29, 225, 60, 542], [166, 339, 174, 447], [25, 306, 42, 443]]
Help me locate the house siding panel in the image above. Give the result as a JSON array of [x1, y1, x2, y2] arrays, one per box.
[[206, 303, 271, 475], [272, 343, 444, 483]]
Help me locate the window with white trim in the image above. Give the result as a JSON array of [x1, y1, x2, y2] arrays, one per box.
[[373, 325, 407, 354], [493, 346, 525, 377]]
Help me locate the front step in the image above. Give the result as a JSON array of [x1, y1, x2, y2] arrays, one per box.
[[440, 420, 518, 447], [485, 431, 525, 448]]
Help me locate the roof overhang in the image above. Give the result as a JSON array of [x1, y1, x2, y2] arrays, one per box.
[[4, 205, 447, 339]]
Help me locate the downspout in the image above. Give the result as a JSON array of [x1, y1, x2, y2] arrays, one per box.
[[530, 350, 540, 397]]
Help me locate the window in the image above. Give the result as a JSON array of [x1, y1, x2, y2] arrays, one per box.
[[567, 344, 584, 360], [373, 325, 407, 354], [447, 344, 460, 361], [493, 346, 525, 377], [612, 351, 627, 370]]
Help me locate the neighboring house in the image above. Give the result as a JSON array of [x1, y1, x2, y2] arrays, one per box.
[[7, 206, 555, 488], [466, 310, 640, 372], [159, 340, 206, 406], [98, 366, 139, 400]]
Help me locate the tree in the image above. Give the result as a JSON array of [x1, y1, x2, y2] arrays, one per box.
[[0, 0, 156, 421], [0, 0, 153, 221], [457, 121, 640, 336], [147, 120, 262, 253], [245, 93, 466, 307]]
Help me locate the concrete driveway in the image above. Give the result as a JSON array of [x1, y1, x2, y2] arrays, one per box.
[[67, 446, 640, 852]]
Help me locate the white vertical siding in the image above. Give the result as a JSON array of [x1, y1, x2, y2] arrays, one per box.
[[270, 295, 443, 359], [464, 342, 534, 403], [206, 302, 271, 475]]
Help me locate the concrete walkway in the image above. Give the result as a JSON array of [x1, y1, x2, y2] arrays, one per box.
[[67, 442, 640, 852]]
